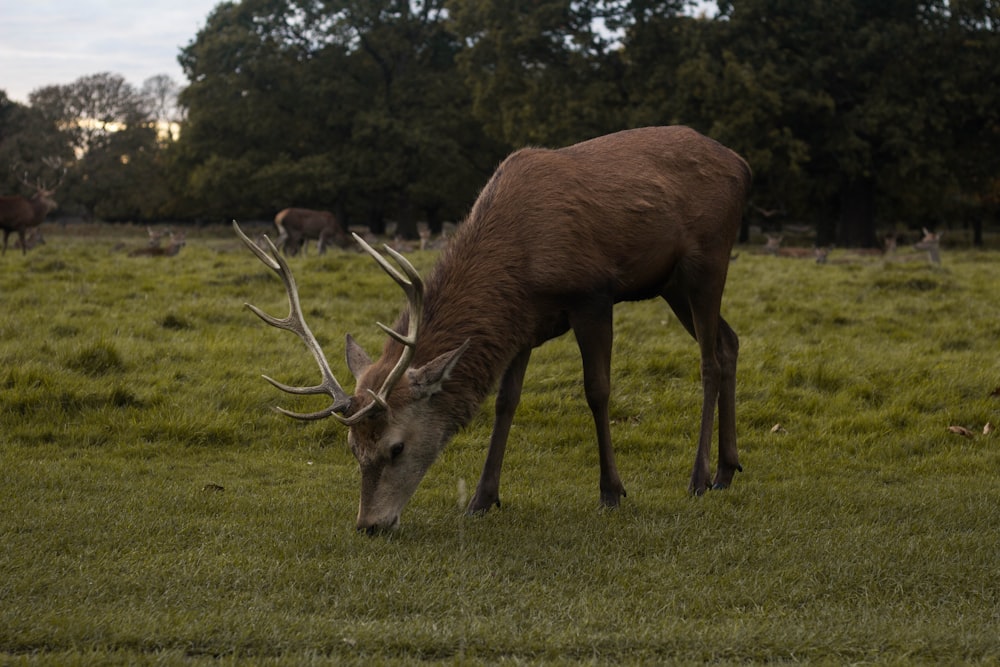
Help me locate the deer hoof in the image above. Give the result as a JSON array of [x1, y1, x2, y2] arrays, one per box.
[[466, 494, 500, 515], [599, 488, 625, 508]]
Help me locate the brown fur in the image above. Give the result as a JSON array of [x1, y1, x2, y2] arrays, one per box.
[[274, 207, 348, 255], [128, 231, 186, 257], [0, 189, 57, 255], [343, 126, 751, 531]]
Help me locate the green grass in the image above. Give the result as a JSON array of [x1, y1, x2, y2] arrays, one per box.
[[2, 223, 999, 664]]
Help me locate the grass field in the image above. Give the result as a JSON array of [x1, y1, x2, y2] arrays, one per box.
[[2, 222, 999, 664]]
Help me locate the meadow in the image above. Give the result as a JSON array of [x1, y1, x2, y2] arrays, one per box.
[[1, 222, 998, 665]]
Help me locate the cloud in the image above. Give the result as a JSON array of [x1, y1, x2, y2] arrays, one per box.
[[0, 0, 219, 103]]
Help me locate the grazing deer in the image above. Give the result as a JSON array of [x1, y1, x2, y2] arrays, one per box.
[[128, 231, 186, 257], [274, 207, 348, 256], [236, 126, 751, 533], [0, 169, 63, 255]]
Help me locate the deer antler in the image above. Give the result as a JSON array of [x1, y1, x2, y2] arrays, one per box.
[[233, 222, 424, 426], [234, 221, 353, 421], [12, 158, 66, 193], [351, 232, 423, 414]]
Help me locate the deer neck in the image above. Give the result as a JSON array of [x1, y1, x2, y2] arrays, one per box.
[[368, 256, 530, 433], [31, 193, 56, 219]]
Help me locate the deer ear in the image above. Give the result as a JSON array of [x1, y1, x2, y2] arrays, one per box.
[[346, 334, 373, 380], [408, 339, 470, 399]]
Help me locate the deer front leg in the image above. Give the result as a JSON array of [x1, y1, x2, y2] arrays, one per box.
[[468, 347, 531, 514], [570, 299, 626, 508]]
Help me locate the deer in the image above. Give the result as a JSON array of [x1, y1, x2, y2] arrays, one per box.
[[762, 234, 822, 259], [13, 228, 46, 251], [0, 168, 63, 255], [274, 207, 349, 256], [235, 126, 752, 534], [913, 228, 942, 265], [146, 226, 171, 248], [128, 231, 186, 257]]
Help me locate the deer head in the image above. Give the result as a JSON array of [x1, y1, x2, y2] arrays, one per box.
[[233, 222, 467, 532]]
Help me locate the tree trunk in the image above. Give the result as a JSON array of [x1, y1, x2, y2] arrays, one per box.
[[837, 178, 876, 248], [395, 191, 417, 240]]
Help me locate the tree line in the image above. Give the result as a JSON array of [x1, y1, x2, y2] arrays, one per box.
[[1, 0, 998, 246]]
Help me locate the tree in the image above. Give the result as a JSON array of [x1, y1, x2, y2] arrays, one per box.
[[176, 0, 493, 232], [30, 72, 150, 158], [0, 91, 72, 198], [447, 0, 630, 148], [653, 0, 1000, 246], [177, 0, 383, 220], [141, 74, 184, 129]]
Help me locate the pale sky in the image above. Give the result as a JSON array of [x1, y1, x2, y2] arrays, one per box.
[[0, 0, 222, 104], [1, 1, 720, 106]]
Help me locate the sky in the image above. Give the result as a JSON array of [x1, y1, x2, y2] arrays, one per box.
[[0, 0, 222, 104], [1, 1, 720, 106]]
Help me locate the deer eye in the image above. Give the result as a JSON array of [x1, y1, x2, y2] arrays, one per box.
[[389, 442, 405, 461]]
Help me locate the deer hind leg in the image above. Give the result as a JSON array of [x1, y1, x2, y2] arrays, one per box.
[[468, 347, 531, 514], [570, 297, 626, 508], [661, 281, 740, 494], [712, 316, 741, 489]]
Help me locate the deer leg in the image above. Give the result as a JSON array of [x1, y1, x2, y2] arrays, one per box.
[[712, 316, 742, 489], [661, 284, 727, 495], [468, 347, 531, 514], [570, 298, 626, 508], [1, 230, 9, 255]]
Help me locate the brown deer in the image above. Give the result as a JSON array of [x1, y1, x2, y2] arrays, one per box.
[[128, 231, 186, 257], [274, 207, 348, 256], [762, 234, 822, 259], [0, 169, 63, 255], [235, 126, 751, 533]]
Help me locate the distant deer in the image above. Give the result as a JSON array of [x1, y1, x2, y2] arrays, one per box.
[[763, 234, 822, 260], [274, 207, 348, 256], [913, 228, 942, 265], [817, 235, 900, 265], [128, 231, 186, 257], [146, 226, 171, 248], [235, 126, 751, 533], [0, 167, 63, 255], [418, 224, 451, 251], [13, 228, 46, 251]]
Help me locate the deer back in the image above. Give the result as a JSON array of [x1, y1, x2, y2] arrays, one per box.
[[361, 126, 751, 423], [0, 191, 56, 230]]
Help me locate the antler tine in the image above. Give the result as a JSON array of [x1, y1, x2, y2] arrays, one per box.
[[351, 232, 424, 408], [233, 221, 353, 421]]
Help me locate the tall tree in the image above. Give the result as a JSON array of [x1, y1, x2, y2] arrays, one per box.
[[0, 91, 72, 197], [655, 0, 1000, 246], [447, 0, 630, 148], [330, 0, 495, 234], [29, 72, 150, 158]]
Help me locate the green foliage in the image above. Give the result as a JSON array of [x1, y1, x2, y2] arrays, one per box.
[[5, 1, 999, 243], [1, 224, 999, 662], [664, 0, 1000, 244], [175, 0, 493, 232]]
